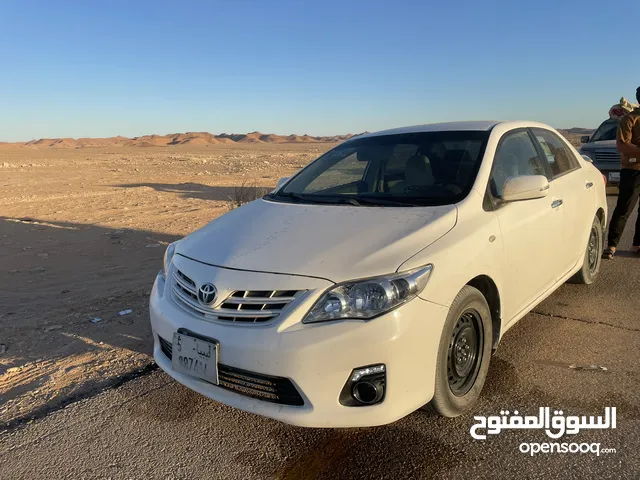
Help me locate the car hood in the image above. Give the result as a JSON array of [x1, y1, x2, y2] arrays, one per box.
[[176, 199, 457, 282], [581, 140, 617, 151]]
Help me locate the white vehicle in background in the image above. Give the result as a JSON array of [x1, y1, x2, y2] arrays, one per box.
[[150, 121, 607, 427]]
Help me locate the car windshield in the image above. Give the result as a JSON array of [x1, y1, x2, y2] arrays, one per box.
[[268, 131, 490, 207], [589, 120, 618, 142]]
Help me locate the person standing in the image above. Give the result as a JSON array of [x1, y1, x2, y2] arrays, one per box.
[[603, 86, 640, 258]]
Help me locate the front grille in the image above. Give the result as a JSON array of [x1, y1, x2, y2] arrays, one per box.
[[171, 268, 303, 324], [157, 336, 304, 406], [594, 151, 620, 163]]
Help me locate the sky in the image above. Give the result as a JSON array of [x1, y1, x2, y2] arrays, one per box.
[[1, 0, 639, 142]]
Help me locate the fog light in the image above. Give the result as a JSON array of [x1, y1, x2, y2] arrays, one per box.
[[351, 364, 385, 382], [352, 380, 384, 404], [339, 363, 386, 407]]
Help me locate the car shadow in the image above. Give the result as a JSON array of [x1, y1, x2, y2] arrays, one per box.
[[0, 215, 182, 422], [112, 182, 271, 202]]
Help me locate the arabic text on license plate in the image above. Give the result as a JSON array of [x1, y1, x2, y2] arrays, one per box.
[[609, 172, 620, 182], [171, 332, 218, 384]]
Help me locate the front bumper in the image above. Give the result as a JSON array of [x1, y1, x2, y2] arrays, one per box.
[[150, 255, 449, 428]]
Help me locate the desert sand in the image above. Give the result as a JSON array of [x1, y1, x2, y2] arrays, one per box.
[[0, 141, 335, 425]]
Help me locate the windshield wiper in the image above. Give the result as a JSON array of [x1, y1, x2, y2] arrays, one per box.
[[270, 192, 308, 202], [270, 192, 420, 207], [351, 196, 422, 206], [269, 192, 360, 205]]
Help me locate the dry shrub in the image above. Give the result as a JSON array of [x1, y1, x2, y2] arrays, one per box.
[[225, 178, 270, 211]]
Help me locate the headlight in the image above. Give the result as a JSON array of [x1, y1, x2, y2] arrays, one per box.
[[162, 241, 179, 279], [302, 265, 433, 324], [579, 150, 593, 162]]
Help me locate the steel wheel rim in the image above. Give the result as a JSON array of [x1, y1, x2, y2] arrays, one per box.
[[447, 309, 484, 396], [587, 225, 599, 273]]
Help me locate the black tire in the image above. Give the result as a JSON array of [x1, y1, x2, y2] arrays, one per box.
[[425, 285, 492, 417], [568, 215, 603, 285]]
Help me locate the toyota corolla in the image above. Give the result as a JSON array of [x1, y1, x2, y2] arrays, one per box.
[[150, 121, 607, 427]]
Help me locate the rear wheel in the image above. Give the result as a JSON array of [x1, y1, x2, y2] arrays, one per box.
[[568, 215, 603, 285], [425, 285, 492, 417]]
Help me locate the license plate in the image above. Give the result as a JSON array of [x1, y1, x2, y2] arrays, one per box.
[[609, 172, 620, 182], [172, 332, 219, 384]]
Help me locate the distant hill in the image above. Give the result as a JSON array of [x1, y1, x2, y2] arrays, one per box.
[[4, 128, 588, 149], [560, 127, 595, 135], [8, 131, 364, 149]]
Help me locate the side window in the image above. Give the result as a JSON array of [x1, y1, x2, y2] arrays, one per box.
[[532, 129, 580, 178], [490, 131, 547, 198]]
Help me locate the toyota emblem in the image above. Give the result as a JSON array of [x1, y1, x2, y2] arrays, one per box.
[[197, 283, 217, 305]]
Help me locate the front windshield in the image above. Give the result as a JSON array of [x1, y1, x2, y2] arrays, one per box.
[[590, 120, 618, 142], [270, 131, 489, 206]]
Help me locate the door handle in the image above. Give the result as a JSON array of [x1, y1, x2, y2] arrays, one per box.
[[586, 181, 594, 189], [551, 199, 563, 208]]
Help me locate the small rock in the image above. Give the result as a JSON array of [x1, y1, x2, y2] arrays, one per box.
[[29, 267, 46, 273], [145, 244, 160, 248], [91, 317, 103, 324], [44, 325, 63, 332], [107, 297, 116, 302], [569, 364, 608, 371], [61, 289, 70, 294], [8, 269, 18, 274], [118, 309, 133, 316], [37, 253, 49, 258], [0, 344, 7, 355]]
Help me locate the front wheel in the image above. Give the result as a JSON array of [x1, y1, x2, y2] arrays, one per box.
[[425, 285, 492, 417], [568, 215, 603, 285]]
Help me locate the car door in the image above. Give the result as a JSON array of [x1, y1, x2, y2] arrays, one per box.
[[530, 128, 587, 275], [488, 129, 564, 322]]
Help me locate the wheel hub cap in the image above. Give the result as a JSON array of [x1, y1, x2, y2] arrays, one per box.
[[587, 226, 598, 272], [447, 310, 484, 396]]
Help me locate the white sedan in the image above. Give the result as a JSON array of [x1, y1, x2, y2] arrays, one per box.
[[149, 121, 607, 427]]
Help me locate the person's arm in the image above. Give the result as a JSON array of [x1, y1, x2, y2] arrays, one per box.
[[617, 116, 640, 157]]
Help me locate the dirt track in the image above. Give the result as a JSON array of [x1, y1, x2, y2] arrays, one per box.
[[0, 143, 333, 424]]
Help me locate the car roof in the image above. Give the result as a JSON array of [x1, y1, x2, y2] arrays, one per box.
[[356, 120, 556, 139]]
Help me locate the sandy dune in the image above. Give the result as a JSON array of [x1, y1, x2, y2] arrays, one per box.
[[4, 131, 361, 150]]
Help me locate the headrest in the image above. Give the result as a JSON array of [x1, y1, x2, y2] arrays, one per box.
[[405, 154, 432, 184]]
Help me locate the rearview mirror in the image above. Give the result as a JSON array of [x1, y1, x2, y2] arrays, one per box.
[[273, 177, 290, 192], [580, 135, 590, 144], [502, 175, 549, 202]]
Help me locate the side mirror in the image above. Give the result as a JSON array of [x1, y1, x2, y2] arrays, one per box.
[[502, 175, 549, 202], [581, 154, 593, 163], [580, 135, 590, 144], [273, 177, 290, 192]]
